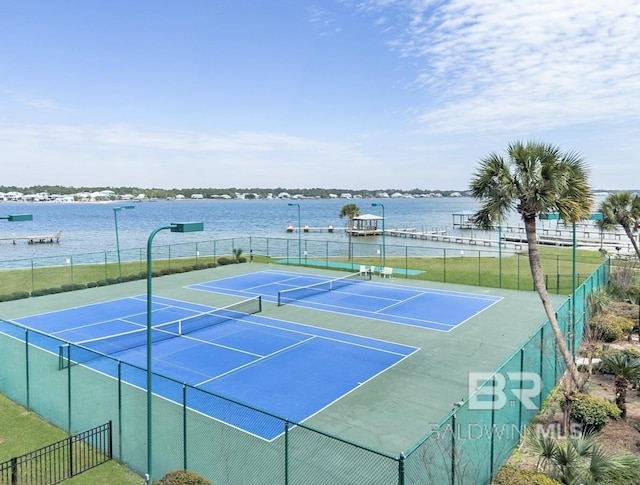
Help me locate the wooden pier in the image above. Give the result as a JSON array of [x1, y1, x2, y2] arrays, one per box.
[[0, 231, 62, 244], [286, 225, 334, 233]]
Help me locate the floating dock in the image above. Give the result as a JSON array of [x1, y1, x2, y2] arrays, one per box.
[[0, 231, 62, 244]]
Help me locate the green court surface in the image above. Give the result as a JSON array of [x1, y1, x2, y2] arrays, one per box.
[[0, 262, 564, 456], [274, 258, 424, 276]]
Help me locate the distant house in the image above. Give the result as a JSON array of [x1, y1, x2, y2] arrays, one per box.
[[340, 193, 352, 199], [53, 195, 75, 203], [277, 192, 291, 199], [191, 194, 204, 199]]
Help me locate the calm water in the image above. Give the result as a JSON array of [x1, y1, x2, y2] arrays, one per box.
[[0, 197, 514, 262]]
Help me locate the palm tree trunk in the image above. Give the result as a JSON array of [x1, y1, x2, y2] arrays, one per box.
[[622, 225, 640, 260], [615, 376, 628, 418], [523, 217, 584, 392]]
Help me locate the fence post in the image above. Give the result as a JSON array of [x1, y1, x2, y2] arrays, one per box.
[[405, 246, 408, 279], [108, 420, 113, 459], [67, 346, 72, 432], [11, 457, 17, 485], [398, 451, 405, 485], [451, 413, 456, 485], [443, 248, 447, 282], [284, 421, 290, 485], [117, 361, 123, 461], [183, 384, 187, 471], [25, 329, 30, 409], [68, 435, 74, 477]]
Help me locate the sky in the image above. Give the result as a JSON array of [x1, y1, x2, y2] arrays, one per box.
[[1, 0, 639, 191]]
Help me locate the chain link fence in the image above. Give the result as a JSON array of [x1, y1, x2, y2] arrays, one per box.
[[0, 244, 609, 484]]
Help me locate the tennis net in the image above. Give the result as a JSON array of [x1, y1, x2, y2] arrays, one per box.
[[59, 296, 262, 369], [277, 272, 370, 306]]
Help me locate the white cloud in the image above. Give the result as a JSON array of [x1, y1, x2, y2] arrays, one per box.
[[361, 0, 640, 134]]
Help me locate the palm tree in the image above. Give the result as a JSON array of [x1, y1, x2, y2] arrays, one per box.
[[527, 430, 640, 484], [469, 140, 593, 392], [597, 191, 640, 260], [601, 353, 640, 418], [339, 203, 361, 260]]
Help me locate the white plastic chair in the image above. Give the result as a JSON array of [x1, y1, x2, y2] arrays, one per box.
[[359, 265, 368, 275], [370, 265, 376, 276], [381, 267, 393, 278]]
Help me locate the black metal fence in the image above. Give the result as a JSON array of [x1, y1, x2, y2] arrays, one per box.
[[0, 421, 112, 485]]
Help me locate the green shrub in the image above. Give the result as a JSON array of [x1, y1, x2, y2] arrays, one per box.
[[217, 257, 232, 265], [590, 313, 634, 342], [0, 291, 30, 302], [206, 262, 217, 268], [609, 300, 640, 321], [156, 470, 211, 485], [570, 392, 620, 432], [493, 465, 560, 485]]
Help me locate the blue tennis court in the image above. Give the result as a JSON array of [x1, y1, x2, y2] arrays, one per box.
[[188, 269, 502, 332], [14, 295, 417, 440]]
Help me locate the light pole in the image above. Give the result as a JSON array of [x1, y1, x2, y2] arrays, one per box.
[[288, 203, 301, 262], [372, 203, 385, 266], [146, 222, 203, 484], [113, 205, 135, 281]]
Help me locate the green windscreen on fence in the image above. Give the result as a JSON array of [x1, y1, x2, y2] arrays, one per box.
[[0, 257, 610, 484]]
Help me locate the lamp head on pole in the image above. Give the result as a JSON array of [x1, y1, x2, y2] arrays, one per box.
[[2, 214, 33, 222], [170, 222, 204, 233], [114, 205, 136, 213]]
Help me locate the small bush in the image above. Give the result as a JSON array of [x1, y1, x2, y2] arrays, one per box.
[[206, 262, 217, 268], [0, 291, 30, 302], [590, 313, 634, 342], [493, 464, 560, 485], [570, 392, 620, 433], [237, 256, 247, 263], [87, 281, 97, 288], [609, 301, 639, 321], [217, 257, 232, 265], [157, 470, 211, 485]]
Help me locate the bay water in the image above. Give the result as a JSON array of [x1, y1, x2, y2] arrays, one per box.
[[0, 197, 521, 264]]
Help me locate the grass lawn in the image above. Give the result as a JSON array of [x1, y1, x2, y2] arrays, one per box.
[[0, 393, 143, 484]]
